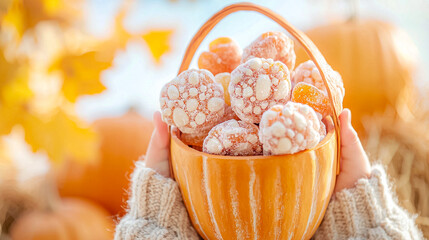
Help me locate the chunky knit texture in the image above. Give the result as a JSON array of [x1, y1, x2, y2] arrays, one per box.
[[314, 165, 423, 240], [114, 162, 200, 240], [115, 162, 423, 240]]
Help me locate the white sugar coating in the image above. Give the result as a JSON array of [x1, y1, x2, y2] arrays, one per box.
[[274, 80, 289, 100], [244, 105, 252, 113], [277, 138, 292, 152], [243, 87, 253, 97], [173, 108, 189, 127], [259, 102, 322, 155], [229, 57, 291, 123], [248, 58, 262, 70], [195, 112, 206, 125], [186, 99, 199, 112], [253, 106, 261, 115], [292, 60, 345, 99], [242, 32, 296, 71], [261, 102, 269, 109], [270, 122, 286, 137], [199, 93, 206, 100], [167, 85, 179, 99], [160, 69, 226, 134], [255, 75, 271, 100], [293, 113, 307, 131], [208, 97, 224, 112], [163, 108, 172, 117], [189, 88, 198, 97], [234, 87, 242, 96], [205, 138, 222, 154], [189, 71, 200, 85], [203, 119, 262, 156]]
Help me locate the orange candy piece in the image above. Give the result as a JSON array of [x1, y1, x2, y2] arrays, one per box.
[[292, 82, 330, 117], [242, 32, 296, 71], [198, 37, 241, 75], [214, 72, 231, 105]]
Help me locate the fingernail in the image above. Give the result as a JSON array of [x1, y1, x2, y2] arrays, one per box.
[[344, 108, 351, 123]]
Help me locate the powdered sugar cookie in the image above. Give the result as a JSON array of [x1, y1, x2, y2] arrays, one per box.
[[160, 69, 226, 134], [259, 102, 322, 155], [229, 57, 291, 123], [203, 119, 262, 156]]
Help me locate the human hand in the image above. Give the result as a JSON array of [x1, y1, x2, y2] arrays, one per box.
[[145, 111, 171, 178], [334, 108, 371, 193]]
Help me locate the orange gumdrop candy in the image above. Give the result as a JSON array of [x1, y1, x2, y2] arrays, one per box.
[[215, 72, 231, 105], [198, 37, 241, 75], [291, 82, 330, 117]]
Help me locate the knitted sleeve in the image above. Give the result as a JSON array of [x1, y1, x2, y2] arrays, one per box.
[[313, 165, 424, 240], [114, 161, 201, 240]]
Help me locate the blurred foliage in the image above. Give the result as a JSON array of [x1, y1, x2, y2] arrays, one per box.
[[0, 0, 174, 164], [143, 29, 174, 64]]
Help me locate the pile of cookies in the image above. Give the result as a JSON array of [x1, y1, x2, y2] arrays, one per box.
[[160, 32, 344, 156]]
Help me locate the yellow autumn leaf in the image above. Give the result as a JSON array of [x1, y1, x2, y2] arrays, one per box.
[[0, 50, 32, 136], [142, 29, 173, 64], [0, 49, 19, 90], [0, 0, 13, 21], [2, 0, 81, 38], [20, 109, 98, 164], [49, 51, 111, 102]]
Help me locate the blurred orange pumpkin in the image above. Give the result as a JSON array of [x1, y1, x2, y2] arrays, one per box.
[[10, 197, 114, 240], [56, 110, 154, 216], [295, 19, 417, 136]]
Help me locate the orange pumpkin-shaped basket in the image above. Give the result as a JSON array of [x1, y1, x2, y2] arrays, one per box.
[[169, 3, 341, 240]]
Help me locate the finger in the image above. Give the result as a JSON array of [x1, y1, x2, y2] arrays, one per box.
[[339, 108, 360, 148], [338, 109, 370, 173], [153, 111, 169, 148], [145, 112, 171, 177]]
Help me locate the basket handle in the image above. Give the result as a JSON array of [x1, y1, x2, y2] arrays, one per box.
[[175, 2, 341, 175]]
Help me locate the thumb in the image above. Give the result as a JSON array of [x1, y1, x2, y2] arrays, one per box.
[[145, 111, 171, 178], [339, 108, 360, 149]]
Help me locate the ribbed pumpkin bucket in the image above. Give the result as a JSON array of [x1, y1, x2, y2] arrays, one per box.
[[169, 3, 342, 240]]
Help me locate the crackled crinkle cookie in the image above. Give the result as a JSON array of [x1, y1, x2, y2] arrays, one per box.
[[292, 60, 345, 99], [242, 32, 296, 71], [259, 102, 322, 155], [160, 69, 226, 134], [180, 106, 239, 148], [229, 57, 291, 123], [198, 37, 242, 75], [203, 119, 262, 156]]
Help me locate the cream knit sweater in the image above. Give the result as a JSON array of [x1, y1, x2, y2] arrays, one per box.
[[115, 162, 423, 240]]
